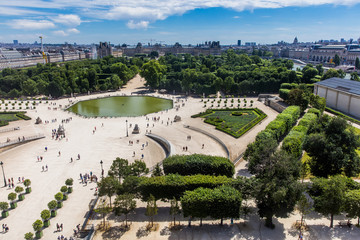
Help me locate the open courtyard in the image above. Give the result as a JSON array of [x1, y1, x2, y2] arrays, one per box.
[[0, 75, 360, 240]]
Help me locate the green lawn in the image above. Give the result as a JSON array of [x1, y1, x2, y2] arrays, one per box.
[[193, 108, 267, 138], [0, 112, 31, 127]]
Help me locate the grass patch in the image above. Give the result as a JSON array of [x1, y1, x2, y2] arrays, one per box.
[[325, 107, 360, 125], [192, 108, 267, 138], [0, 111, 31, 127]]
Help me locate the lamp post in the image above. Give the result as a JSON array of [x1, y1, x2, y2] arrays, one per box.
[[0, 161, 7, 187], [126, 120, 128, 137], [100, 160, 104, 179]]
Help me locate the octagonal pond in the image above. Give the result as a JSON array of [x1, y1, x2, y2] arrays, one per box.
[[67, 96, 173, 117]]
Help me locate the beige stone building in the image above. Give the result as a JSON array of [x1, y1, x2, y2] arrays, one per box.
[[314, 77, 360, 119]]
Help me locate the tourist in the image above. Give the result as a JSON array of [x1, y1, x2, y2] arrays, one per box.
[[71, 157, 73, 163], [141, 154, 144, 159], [45, 146, 47, 152], [77, 154, 80, 160], [59, 151, 61, 156], [46, 165, 48, 171], [133, 151, 135, 157], [42, 166, 44, 172], [202, 144, 204, 149], [60, 223, 63, 231], [57, 223, 60, 231]]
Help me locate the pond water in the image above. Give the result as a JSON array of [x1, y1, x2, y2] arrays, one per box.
[[67, 96, 173, 117]]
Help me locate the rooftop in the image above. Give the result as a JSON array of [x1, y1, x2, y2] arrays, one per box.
[[315, 77, 360, 96]]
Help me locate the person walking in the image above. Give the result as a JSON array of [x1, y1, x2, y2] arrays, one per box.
[[60, 223, 63, 231], [57, 223, 60, 232]]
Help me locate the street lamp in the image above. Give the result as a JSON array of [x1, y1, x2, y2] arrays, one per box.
[[126, 120, 128, 137], [0, 161, 7, 187], [100, 160, 104, 179]]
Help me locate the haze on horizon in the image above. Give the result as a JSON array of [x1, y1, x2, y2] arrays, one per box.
[[0, 0, 360, 45]]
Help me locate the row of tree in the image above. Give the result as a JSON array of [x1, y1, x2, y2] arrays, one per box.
[[0, 56, 142, 98]]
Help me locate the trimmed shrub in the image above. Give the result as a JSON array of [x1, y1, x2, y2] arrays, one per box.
[[279, 89, 290, 100], [308, 108, 321, 117], [181, 186, 242, 222], [139, 174, 233, 200], [163, 154, 234, 177]]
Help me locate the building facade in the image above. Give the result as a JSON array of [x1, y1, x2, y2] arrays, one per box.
[[314, 77, 360, 119]]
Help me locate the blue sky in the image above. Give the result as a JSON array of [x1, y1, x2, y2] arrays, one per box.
[[0, 0, 360, 45]]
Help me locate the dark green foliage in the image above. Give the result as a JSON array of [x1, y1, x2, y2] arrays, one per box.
[[304, 116, 360, 177], [254, 151, 302, 228], [163, 154, 234, 177], [282, 112, 319, 158], [309, 175, 349, 228], [193, 108, 267, 138], [334, 54, 341, 66], [181, 186, 242, 225], [139, 174, 233, 200], [279, 88, 290, 100], [356, 57, 360, 70], [0, 57, 138, 98], [0, 111, 31, 126]]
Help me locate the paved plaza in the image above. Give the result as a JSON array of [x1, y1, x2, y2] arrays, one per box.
[[1, 75, 359, 240]]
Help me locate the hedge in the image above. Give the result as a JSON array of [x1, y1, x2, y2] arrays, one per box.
[[280, 83, 299, 90], [192, 108, 267, 138], [282, 112, 319, 158], [279, 89, 290, 100], [16, 112, 31, 120], [325, 107, 360, 125], [181, 186, 242, 220], [163, 154, 234, 178], [139, 174, 233, 200], [264, 106, 300, 141], [307, 108, 321, 117]]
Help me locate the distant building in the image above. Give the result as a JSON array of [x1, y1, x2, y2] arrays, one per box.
[[314, 77, 360, 119], [13, 40, 18, 45], [237, 40, 241, 46], [309, 44, 360, 65], [97, 42, 113, 58], [293, 37, 298, 44], [245, 42, 256, 46]]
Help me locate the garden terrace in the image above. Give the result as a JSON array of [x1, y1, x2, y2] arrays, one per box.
[[192, 108, 267, 138]]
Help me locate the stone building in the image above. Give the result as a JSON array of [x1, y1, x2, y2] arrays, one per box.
[[97, 42, 113, 58], [314, 77, 360, 119]]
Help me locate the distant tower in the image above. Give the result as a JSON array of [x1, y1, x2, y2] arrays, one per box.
[[293, 37, 298, 44], [237, 40, 241, 46]]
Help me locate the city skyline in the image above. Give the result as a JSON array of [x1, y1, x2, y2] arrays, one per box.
[[1, 1, 360, 45]]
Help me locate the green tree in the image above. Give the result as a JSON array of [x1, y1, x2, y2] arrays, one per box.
[[255, 151, 302, 228], [97, 176, 118, 207], [22, 79, 39, 96], [32, 219, 43, 238], [296, 193, 312, 236], [355, 57, 360, 70], [114, 194, 137, 227], [108, 157, 130, 183], [304, 117, 360, 177], [350, 72, 360, 81], [8, 192, 17, 208], [41, 209, 51, 227], [344, 189, 360, 225], [24, 179, 31, 193], [287, 88, 309, 112], [321, 68, 339, 80], [170, 197, 181, 226], [129, 160, 149, 177], [24, 232, 34, 240], [223, 76, 235, 93], [309, 175, 347, 228], [333, 54, 341, 66], [15, 186, 24, 200], [47, 81, 63, 98], [151, 163, 163, 177], [140, 60, 166, 89], [94, 202, 112, 227], [145, 194, 158, 227], [0, 202, 9, 217]]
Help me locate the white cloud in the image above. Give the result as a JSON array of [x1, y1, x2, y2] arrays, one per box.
[[2, 0, 360, 28], [233, 16, 240, 19], [0, 7, 41, 16], [51, 14, 81, 26], [53, 30, 68, 36], [53, 28, 80, 36], [126, 20, 149, 29], [67, 28, 80, 34], [9, 19, 55, 30]]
